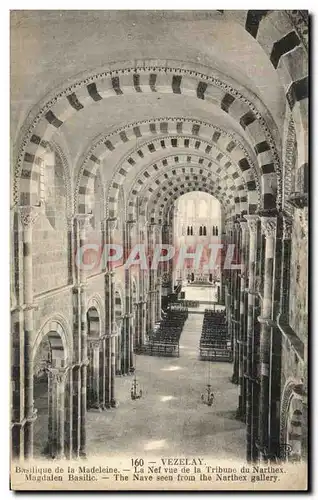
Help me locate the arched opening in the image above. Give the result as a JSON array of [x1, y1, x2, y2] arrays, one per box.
[[174, 192, 222, 288], [131, 278, 139, 349], [87, 306, 102, 410], [33, 330, 67, 459]]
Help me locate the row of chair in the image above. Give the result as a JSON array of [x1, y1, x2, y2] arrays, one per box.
[[199, 309, 232, 362], [147, 308, 188, 357]]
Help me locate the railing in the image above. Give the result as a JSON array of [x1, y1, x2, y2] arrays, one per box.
[[199, 346, 233, 362]]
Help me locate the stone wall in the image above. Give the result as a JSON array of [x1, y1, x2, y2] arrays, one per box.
[[33, 290, 73, 348], [33, 151, 69, 295], [280, 336, 304, 391]]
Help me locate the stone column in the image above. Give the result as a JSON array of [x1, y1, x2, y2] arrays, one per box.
[[269, 215, 292, 457], [121, 313, 134, 375], [244, 215, 259, 462], [110, 320, 119, 407], [134, 298, 145, 349], [155, 279, 162, 322], [140, 298, 147, 345], [75, 214, 92, 458], [132, 300, 139, 350], [147, 223, 156, 332], [231, 219, 241, 385], [258, 215, 277, 461], [219, 231, 227, 304], [125, 220, 136, 374], [47, 367, 68, 459], [237, 219, 249, 419], [67, 216, 75, 284], [19, 206, 39, 459], [277, 216, 293, 323], [108, 269, 119, 402], [161, 223, 172, 308], [224, 221, 233, 327], [105, 217, 118, 406], [154, 223, 163, 321]]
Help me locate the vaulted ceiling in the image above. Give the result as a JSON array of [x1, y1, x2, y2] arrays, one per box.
[[11, 10, 308, 220]]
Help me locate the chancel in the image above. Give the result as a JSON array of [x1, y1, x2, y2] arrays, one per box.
[[10, 10, 308, 467]]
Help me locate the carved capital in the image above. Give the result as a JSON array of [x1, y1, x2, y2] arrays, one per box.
[[126, 219, 137, 237], [23, 303, 39, 312], [244, 215, 259, 235], [257, 316, 276, 328], [75, 213, 93, 232], [282, 216, 293, 240], [112, 319, 121, 333], [88, 338, 101, 349], [121, 313, 133, 320], [239, 220, 248, 236], [153, 223, 163, 236], [66, 216, 74, 231], [19, 206, 40, 228], [260, 217, 277, 239], [105, 217, 117, 231], [47, 367, 68, 384]]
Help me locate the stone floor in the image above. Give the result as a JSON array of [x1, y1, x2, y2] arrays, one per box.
[[86, 313, 246, 459]]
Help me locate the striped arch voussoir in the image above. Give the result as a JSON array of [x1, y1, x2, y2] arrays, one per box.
[[125, 156, 258, 221], [110, 148, 259, 221], [16, 63, 282, 211]]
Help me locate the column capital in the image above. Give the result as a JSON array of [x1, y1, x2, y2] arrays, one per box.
[[75, 213, 93, 231], [244, 214, 259, 235], [148, 221, 162, 234], [66, 216, 74, 231], [47, 367, 69, 384], [126, 219, 137, 236], [257, 316, 276, 327], [73, 283, 88, 293], [282, 216, 293, 240], [239, 220, 249, 234], [105, 217, 118, 231], [111, 320, 120, 335], [260, 216, 277, 239], [19, 205, 40, 228], [88, 337, 101, 349], [121, 313, 133, 320]]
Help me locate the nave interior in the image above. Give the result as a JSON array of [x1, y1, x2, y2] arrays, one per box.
[[11, 10, 308, 465]]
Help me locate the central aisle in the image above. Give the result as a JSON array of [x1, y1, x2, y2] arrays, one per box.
[[87, 314, 246, 459]]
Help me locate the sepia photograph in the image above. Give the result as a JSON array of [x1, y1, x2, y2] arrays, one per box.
[[9, 8, 309, 491]]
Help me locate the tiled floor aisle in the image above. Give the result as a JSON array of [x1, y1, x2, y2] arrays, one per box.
[[86, 313, 246, 459]]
